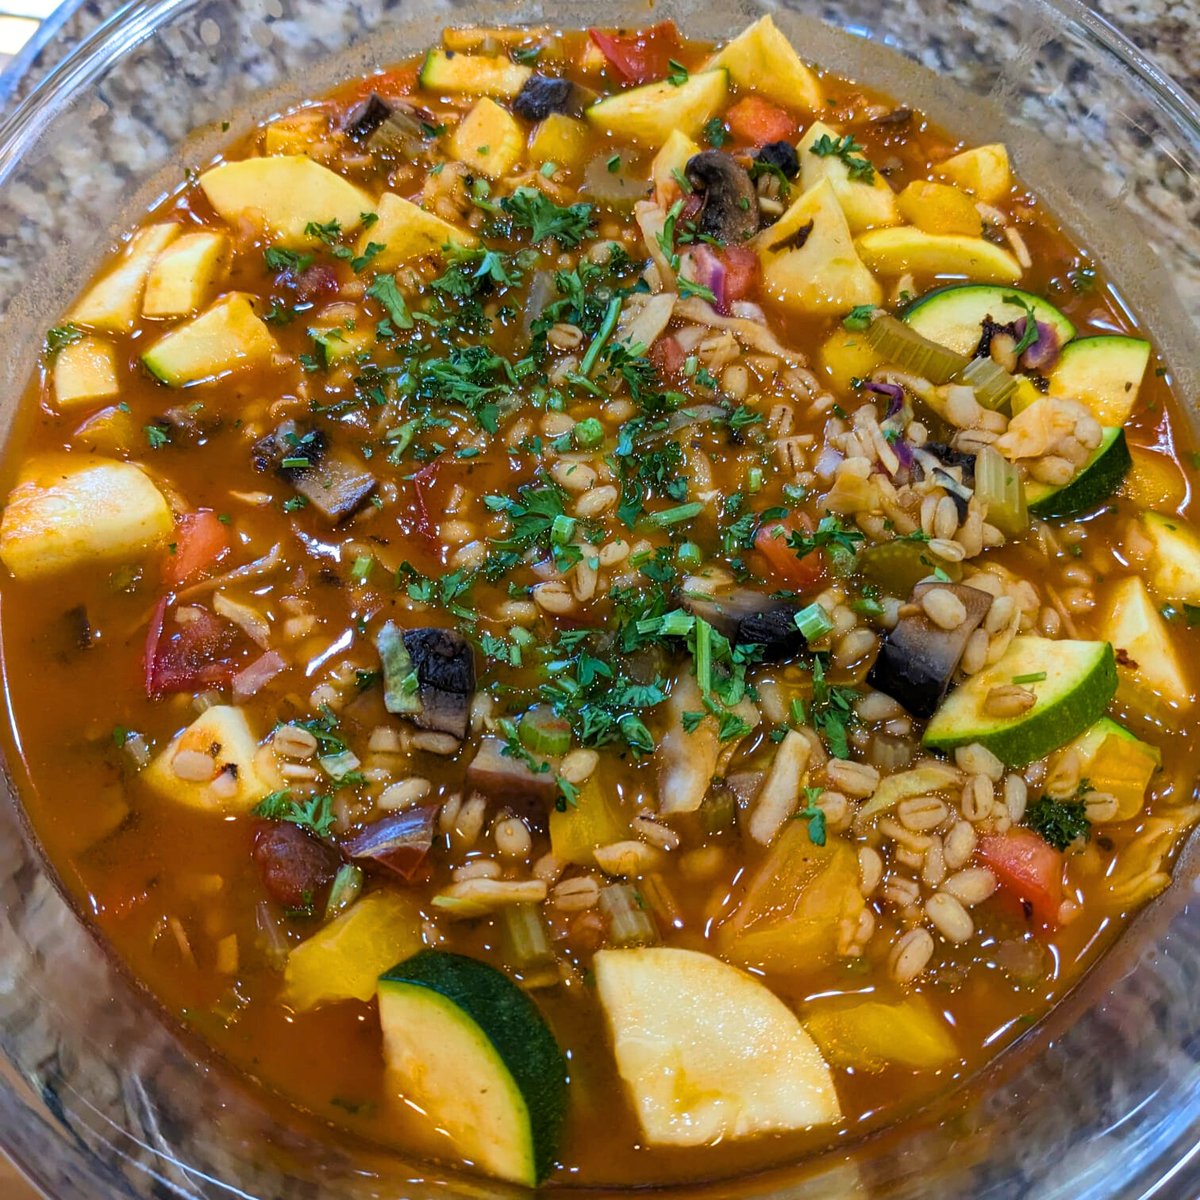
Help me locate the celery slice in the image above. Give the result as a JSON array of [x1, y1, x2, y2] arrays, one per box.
[[975, 445, 1028, 537], [865, 313, 968, 383]]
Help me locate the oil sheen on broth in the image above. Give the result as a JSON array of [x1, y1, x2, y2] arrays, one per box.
[[1, 15, 1197, 1190]]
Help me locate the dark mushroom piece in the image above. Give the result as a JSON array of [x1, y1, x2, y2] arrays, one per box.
[[682, 588, 809, 664], [754, 140, 800, 179], [513, 75, 594, 122], [866, 582, 993, 719], [465, 736, 559, 828], [344, 92, 429, 159], [685, 151, 760, 244], [252, 421, 376, 523], [402, 627, 476, 739]]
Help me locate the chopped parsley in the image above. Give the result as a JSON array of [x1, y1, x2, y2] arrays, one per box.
[[45, 323, 84, 354], [796, 786, 827, 846], [252, 789, 337, 838], [809, 132, 875, 182], [1025, 794, 1090, 851], [500, 187, 595, 248], [787, 514, 865, 559]]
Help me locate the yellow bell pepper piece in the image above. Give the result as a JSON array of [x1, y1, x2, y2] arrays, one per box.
[[549, 773, 630, 866], [283, 891, 423, 1010], [805, 998, 958, 1071]]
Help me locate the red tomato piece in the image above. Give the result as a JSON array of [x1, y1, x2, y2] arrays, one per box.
[[725, 96, 796, 146], [587, 21, 682, 85], [978, 829, 1064, 928], [650, 335, 686, 378], [145, 600, 235, 697], [342, 65, 418, 103], [716, 245, 760, 304], [164, 510, 229, 589], [754, 519, 826, 591]]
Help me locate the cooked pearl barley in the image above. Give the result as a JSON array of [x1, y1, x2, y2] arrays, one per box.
[[834, 628, 877, 668], [173, 750, 217, 781], [574, 485, 618, 518], [928, 537, 966, 563], [550, 460, 597, 492], [493, 816, 533, 859], [453, 795, 488, 849], [856, 691, 904, 722], [926, 892, 975, 942], [379, 778, 431, 810], [944, 819, 978, 869], [1045, 748, 1082, 799], [961, 774, 995, 822], [560, 748, 599, 785], [551, 875, 601, 911], [825, 758, 880, 798], [453, 858, 502, 882], [1004, 772, 1029, 822], [532, 851, 564, 883], [273, 725, 318, 759], [631, 816, 680, 851], [890, 927, 935, 983], [933, 495, 960, 541], [921, 587, 968, 630], [984, 594, 1016, 634], [858, 846, 884, 896], [1083, 790, 1120, 823], [594, 840, 663, 876], [954, 742, 1005, 782], [898, 794, 950, 832], [532, 580, 575, 614], [942, 867, 999, 906], [983, 684, 1036, 718], [922, 839, 947, 887]]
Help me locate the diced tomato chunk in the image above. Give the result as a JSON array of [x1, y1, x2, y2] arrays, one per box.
[[650, 335, 686, 378], [716, 245, 760, 304], [754, 519, 826, 591], [144, 599, 235, 697], [587, 22, 682, 85], [341, 65, 418, 103], [725, 96, 797, 146], [978, 829, 1064, 929], [164, 510, 229, 589]]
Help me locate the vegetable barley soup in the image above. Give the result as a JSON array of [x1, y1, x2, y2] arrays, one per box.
[[3, 14, 1198, 1188]]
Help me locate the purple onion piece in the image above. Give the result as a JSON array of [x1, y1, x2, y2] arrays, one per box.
[[891, 436, 915, 472], [688, 243, 729, 315], [1016, 318, 1060, 372], [343, 805, 437, 882], [865, 380, 906, 418]]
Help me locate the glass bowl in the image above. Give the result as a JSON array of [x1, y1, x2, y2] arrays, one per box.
[[0, 1, 1198, 1197]]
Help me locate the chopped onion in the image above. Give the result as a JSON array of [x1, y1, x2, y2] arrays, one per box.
[[343, 805, 436, 881], [813, 445, 844, 481], [684, 243, 728, 314], [232, 650, 287, 699], [1016, 318, 1061, 372], [866, 380, 906, 417], [730, 300, 767, 322], [212, 591, 271, 647]]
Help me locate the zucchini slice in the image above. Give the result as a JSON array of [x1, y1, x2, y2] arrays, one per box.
[[902, 284, 1074, 357], [378, 950, 567, 1185], [419, 49, 532, 98], [1047, 334, 1150, 425], [1025, 427, 1131, 518], [923, 636, 1117, 765]]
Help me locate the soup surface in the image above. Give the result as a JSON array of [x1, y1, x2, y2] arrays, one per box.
[[2, 16, 1198, 1189]]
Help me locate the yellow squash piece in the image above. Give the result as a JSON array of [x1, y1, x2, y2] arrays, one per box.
[[805, 997, 959, 1071], [1120, 448, 1186, 512], [71, 404, 141, 456], [1138, 512, 1200, 606], [142, 230, 230, 318], [358, 191, 477, 271], [718, 824, 865, 975], [756, 177, 882, 314], [1102, 576, 1193, 714], [936, 143, 1012, 203], [708, 15, 822, 110], [528, 113, 590, 171], [284, 891, 423, 1010], [819, 326, 884, 393], [798, 120, 899, 233], [141, 292, 278, 386], [586, 69, 728, 148], [1069, 718, 1160, 822], [263, 109, 329, 156], [199, 155, 372, 248], [69, 223, 181, 333], [594, 947, 840, 1145], [896, 180, 983, 236], [651, 129, 701, 208], [53, 336, 120, 409], [0, 457, 173, 580], [855, 226, 1022, 283], [449, 97, 524, 178], [142, 705, 281, 812], [549, 774, 630, 865]]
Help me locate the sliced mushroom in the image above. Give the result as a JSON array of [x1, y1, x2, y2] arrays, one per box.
[[685, 151, 759, 244], [252, 421, 376, 523], [682, 588, 808, 663], [401, 627, 476, 739], [344, 92, 428, 159], [754, 140, 800, 179], [513, 74, 592, 122], [866, 582, 993, 719], [343, 93, 392, 140]]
